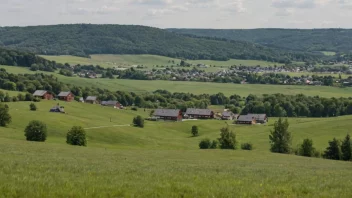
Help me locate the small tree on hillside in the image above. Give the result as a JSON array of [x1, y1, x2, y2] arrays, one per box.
[[269, 118, 291, 153], [298, 138, 315, 157], [30, 103, 37, 111], [218, 126, 237, 150], [133, 116, 144, 128], [191, 125, 199, 137], [0, 103, 11, 127], [323, 138, 341, 160], [341, 134, 352, 161], [24, 120, 47, 142], [66, 126, 87, 146], [199, 138, 212, 149]]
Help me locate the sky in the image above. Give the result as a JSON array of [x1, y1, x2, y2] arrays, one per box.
[[0, 0, 351, 29]]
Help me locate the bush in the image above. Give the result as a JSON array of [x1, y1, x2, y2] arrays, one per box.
[[199, 138, 212, 149], [0, 103, 12, 127], [191, 125, 199, 137], [30, 103, 37, 111], [24, 120, 47, 142], [25, 93, 34, 101], [298, 139, 315, 157], [66, 126, 87, 146], [241, 143, 253, 150], [131, 107, 138, 111], [33, 97, 41, 102], [133, 116, 144, 128], [218, 126, 237, 150], [210, 140, 218, 149]]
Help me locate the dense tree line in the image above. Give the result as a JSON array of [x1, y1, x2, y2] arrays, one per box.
[[0, 24, 320, 62], [0, 48, 59, 71], [168, 28, 352, 53]]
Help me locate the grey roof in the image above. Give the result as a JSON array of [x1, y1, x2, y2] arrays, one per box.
[[86, 96, 97, 101], [101, 101, 119, 106], [154, 109, 180, 117], [222, 111, 233, 117], [186, 108, 213, 116], [58, 91, 71, 97], [237, 115, 255, 122], [33, 90, 47, 96], [247, 114, 267, 121]]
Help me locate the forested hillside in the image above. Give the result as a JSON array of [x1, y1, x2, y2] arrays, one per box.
[[0, 24, 319, 62], [0, 48, 58, 71], [168, 28, 352, 53]]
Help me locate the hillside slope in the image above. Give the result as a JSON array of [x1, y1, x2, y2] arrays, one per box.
[[168, 28, 352, 53], [0, 24, 317, 62]]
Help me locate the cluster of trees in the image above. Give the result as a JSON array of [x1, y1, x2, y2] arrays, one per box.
[[269, 118, 352, 161], [0, 48, 59, 72], [168, 28, 352, 54], [199, 126, 253, 150], [0, 24, 320, 62]]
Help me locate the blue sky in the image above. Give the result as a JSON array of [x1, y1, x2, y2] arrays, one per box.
[[0, 0, 351, 28]]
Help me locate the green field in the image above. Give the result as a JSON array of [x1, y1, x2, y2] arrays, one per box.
[[1, 65, 352, 98], [1, 101, 352, 197], [320, 51, 337, 56], [41, 54, 284, 68], [0, 89, 23, 97]]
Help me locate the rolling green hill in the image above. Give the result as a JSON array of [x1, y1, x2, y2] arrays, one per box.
[[168, 28, 352, 53], [0, 24, 319, 62], [1, 101, 352, 197]]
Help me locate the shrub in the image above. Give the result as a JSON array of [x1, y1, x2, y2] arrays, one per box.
[[323, 138, 341, 160], [298, 139, 315, 157], [269, 118, 291, 154], [30, 103, 37, 111], [241, 143, 253, 150], [66, 126, 87, 146], [341, 134, 352, 161], [133, 116, 144, 128], [33, 97, 41, 102], [210, 140, 218, 149], [199, 138, 212, 149], [0, 103, 12, 127], [218, 126, 237, 150], [191, 125, 199, 137], [24, 120, 47, 142], [25, 93, 34, 101]]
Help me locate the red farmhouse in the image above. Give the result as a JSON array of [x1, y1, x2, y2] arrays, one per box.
[[57, 91, 74, 102], [33, 90, 53, 100]]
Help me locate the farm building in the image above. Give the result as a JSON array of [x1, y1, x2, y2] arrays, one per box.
[[57, 91, 74, 102], [85, 96, 98, 104], [236, 115, 256, 125], [153, 109, 182, 121], [247, 114, 268, 124], [221, 111, 238, 120], [101, 101, 123, 109], [185, 108, 214, 119], [33, 90, 53, 100], [49, 104, 65, 113]]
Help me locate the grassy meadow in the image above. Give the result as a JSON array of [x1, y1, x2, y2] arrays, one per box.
[[1, 65, 352, 98], [1, 101, 352, 197], [41, 54, 284, 68]]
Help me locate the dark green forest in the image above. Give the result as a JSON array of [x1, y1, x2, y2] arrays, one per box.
[[0, 48, 58, 71], [0, 24, 320, 62], [168, 28, 352, 53]]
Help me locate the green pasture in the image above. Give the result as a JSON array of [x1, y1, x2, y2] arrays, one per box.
[[1, 65, 351, 98], [320, 51, 337, 56], [41, 54, 284, 68], [1, 101, 352, 197]]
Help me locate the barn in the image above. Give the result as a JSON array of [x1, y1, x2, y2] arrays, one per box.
[[33, 90, 53, 100], [85, 96, 98, 104], [101, 101, 123, 109], [247, 114, 268, 123], [57, 91, 74, 102], [185, 108, 214, 119], [236, 115, 256, 125], [153, 109, 182, 121]]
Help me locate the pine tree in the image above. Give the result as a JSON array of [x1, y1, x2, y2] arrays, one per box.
[[341, 134, 352, 161], [323, 138, 341, 160]]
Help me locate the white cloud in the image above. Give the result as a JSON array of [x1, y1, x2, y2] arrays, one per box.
[[275, 8, 294, 16]]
